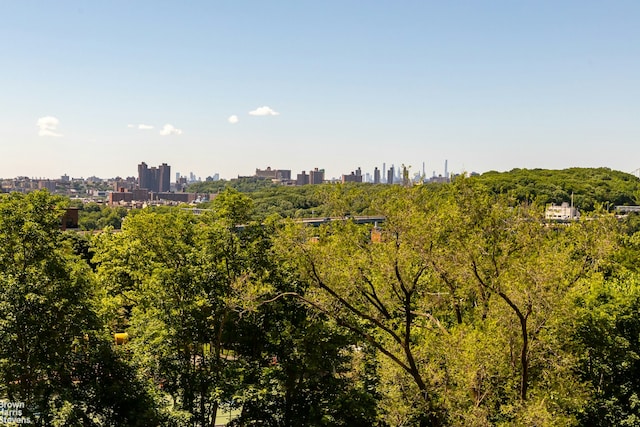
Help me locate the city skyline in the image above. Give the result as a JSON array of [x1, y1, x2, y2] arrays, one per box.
[[0, 160, 452, 184], [1, 1, 639, 180]]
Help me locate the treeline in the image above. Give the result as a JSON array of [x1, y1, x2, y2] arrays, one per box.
[[471, 167, 640, 210], [78, 168, 640, 231], [2, 180, 640, 426], [190, 168, 640, 220]]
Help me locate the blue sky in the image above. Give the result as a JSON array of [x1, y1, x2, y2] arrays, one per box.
[[2, 1, 639, 180]]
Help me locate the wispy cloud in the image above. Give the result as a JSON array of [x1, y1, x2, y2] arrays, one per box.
[[128, 123, 154, 130], [159, 124, 183, 136], [37, 116, 63, 137], [249, 106, 280, 116], [228, 115, 239, 124]]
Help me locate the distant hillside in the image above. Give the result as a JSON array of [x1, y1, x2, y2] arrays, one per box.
[[472, 167, 640, 210]]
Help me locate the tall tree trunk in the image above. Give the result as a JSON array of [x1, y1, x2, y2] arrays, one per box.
[[519, 316, 529, 401]]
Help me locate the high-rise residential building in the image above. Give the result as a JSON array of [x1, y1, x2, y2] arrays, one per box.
[[309, 168, 324, 184], [296, 171, 309, 186], [342, 167, 363, 183], [374, 167, 380, 184], [138, 162, 171, 192], [158, 163, 171, 192], [138, 162, 150, 190], [278, 170, 291, 180], [38, 180, 56, 191]]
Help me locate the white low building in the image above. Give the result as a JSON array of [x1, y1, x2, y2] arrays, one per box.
[[545, 202, 580, 221]]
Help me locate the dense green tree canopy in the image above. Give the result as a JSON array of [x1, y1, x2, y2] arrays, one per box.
[[274, 180, 622, 425], [188, 168, 640, 221], [472, 167, 640, 210], [2, 181, 640, 426], [0, 191, 159, 426]]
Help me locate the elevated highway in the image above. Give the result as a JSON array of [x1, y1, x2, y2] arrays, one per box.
[[297, 215, 385, 226]]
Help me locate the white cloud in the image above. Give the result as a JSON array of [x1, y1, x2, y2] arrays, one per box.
[[249, 106, 280, 116], [127, 124, 135, 128], [138, 124, 154, 130], [159, 124, 183, 136], [228, 115, 239, 124], [37, 116, 62, 137]]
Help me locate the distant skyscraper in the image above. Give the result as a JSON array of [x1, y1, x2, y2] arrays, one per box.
[[138, 161, 170, 192], [159, 163, 171, 192], [374, 167, 380, 184], [138, 162, 150, 189], [309, 168, 324, 184], [387, 166, 394, 184], [296, 171, 309, 185]]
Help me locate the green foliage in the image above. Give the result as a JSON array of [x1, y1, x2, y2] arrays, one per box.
[[0, 191, 159, 425], [230, 247, 381, 426], [188, 177, 278, 194], [194, 181, 390, 220], [211, 187, 255, 225], [3, 178, 640, 425], [473, 167, 640, 211], [78, 203, 128, 230], [571, 275, 640, 426], [275, 178, 620, 425], [92, 197, 378, 426]]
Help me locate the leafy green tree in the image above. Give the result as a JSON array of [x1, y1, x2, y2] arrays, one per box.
[[228, 230, 381, 426], [569, 273, 640, 426], [94, 209, 228, 425], [93, 189, 272, 425], [276, 179, 620, 425], [77, 203, 128, 231], [440, 179, 620, 423], [208, 189, 379, 425], [473, 167, 640, 211], [276, 186, 456, 425], [0, 191, 159, 426], [93, 187, 380, 426]]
